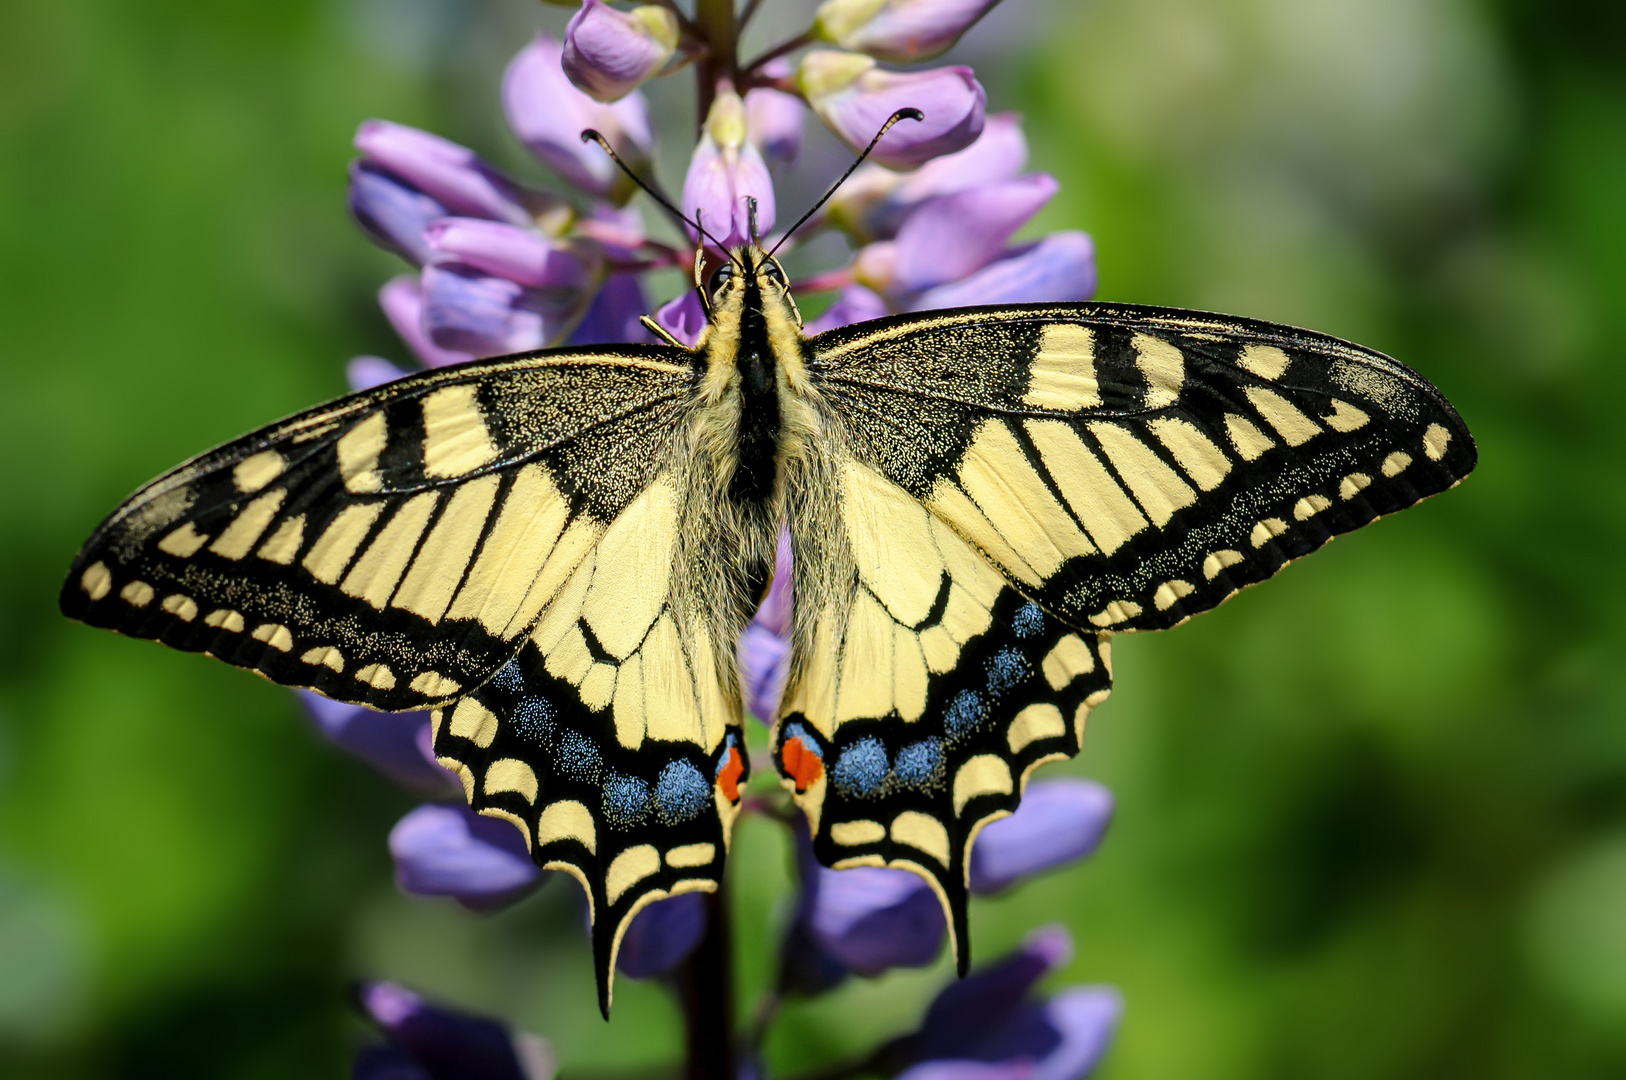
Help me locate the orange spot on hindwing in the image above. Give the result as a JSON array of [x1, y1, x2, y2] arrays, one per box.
[[780, 733, 824, 793]]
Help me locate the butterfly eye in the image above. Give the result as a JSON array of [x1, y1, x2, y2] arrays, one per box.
[[708, 264, 734, 297], [762, 260, 787, 289]]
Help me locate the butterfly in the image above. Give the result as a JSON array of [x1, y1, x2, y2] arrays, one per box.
[[60, 238, 1475, 1013]]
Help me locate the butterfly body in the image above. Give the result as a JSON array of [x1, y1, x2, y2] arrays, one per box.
[[60, 242, 1476, 1013]]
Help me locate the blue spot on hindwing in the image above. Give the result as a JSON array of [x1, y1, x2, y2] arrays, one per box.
[[513, 696, 555, 744], [656, 759, 710, 824], [603, 772, 650, 828], [945, 689, 987, 738], [1012, 603, 1045, 638], [831, 737, 889, 797], [894, 739, 944, 790], [986, 647, 1031, 697], [557, 729, 601, 783], [491, 660, 525, 694], [782, 721, 822, 759]]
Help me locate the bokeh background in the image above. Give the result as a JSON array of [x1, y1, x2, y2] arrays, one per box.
[[2, 0, 1624, 1076]]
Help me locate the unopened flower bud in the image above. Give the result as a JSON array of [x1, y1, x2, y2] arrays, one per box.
[[348, 161, 449, 264], [683, 88, 776, 246], [887, 172, 1058, 293], [505, 34, 655, 202], [425, 218, 601, 291], [563, 1, 680, 103], [354, 120, 532, 226], [379, 275, 474, 369], [798, 50, 984, 170], [815, 0, 1002, 62]]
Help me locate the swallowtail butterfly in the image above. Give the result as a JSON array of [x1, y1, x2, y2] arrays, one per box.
[[61, 240, 1475, 1011]]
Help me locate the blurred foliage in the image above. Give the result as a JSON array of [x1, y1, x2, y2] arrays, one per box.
[[1, 0, 1623, 1077]]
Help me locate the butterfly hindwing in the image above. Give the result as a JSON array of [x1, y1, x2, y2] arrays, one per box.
[[60, 348, 694, 711], [776, 461, 1112, 968], [811, 302, 1477, 633], [431, 623, 747, 1016]]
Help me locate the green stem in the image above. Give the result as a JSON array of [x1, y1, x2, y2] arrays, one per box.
[[678, 887, 737, 1080], [693, 0, 738, 122]]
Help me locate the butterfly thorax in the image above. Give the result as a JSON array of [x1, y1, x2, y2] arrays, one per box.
[[676, 245, 830, 684]]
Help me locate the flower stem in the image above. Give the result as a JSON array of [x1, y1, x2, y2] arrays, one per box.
[[677, 886, 736, 1080], [693, 0, 738, 120]]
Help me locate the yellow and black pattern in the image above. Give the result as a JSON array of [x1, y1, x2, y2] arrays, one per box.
[[774, 459, 1111, 967], [431, 630, 747, 1015], [811, 302, 1476, 634], [60, 348, 693, 712], [62, 244, 1476, 1013]]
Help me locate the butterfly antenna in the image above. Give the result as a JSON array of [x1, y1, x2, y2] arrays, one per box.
[[580, 129, 734, 259], [768, 108, 924, 257]]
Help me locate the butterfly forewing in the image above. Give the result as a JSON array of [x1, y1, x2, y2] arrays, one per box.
[[809, 302, 1477, 634], [61, 349, 694, 711]]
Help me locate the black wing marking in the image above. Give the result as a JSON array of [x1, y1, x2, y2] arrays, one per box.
[[432, 627, 748, 1016], [776, 460, 1112, 971], [60, 347, 695, 711], [810, 302, 1476, 633]]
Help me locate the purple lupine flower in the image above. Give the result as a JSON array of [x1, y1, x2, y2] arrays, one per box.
[[504, 34, 655, 202], [904, 926, 1121, 1080], [349, 162, 450, 265], [356, 981, 555, 1080], [859, 173, 1058, 298], [746, 79, 806, 169], [970, 779, 1113, 893], [805, 283, 888, 333], [563, 1, 680, 103], [815, 0, 1004, 62], [616, 892, 708, 977], [569, 271, 651, 346], [809, 863, 947, 975], [910, 231, 1096, 310], [654, 290, 707, 348], [380, 276, 474, 369], [419, 261, 590, 358], [355, 120, 536, 227], [798, 51, 985, 170], [425, 218, 599, 291], [685, 88, 776, 247], [348, 355, 410, 392], [299, 691, 457, 798], [389, 803, 545, 910]]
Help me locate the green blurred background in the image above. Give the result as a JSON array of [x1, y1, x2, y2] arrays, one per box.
[[2, 0, 1624, 1075]]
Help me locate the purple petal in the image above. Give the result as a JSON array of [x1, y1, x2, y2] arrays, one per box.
[[354, 120, 531, 227], [1029, 988, 1122, 1080], [425, 218, 598, 290], [800, 52, 985, 170], [379, 275, 474, 369], [357, 981, 536, 1080], [683, 91, 777, 246], [817, 0, 1002, 63], [347, 356, 411, 392], [810, 865, 946, 975], [569, 272, 650, 345], [969, 778, 1113, 894], [917, 925, 1072, 1059], [348, 161, 448, 264], [563, 0, 678, 103], [805, 284, 888, 334], [298, 691, 456, 797], [420, 262, 584, 357], [389, 803, 544, 911], [616, 892, 708, 978], [911, 232, 1096, 312], [746, 80, 805, 168], [890, 174, 1058, 294], [653, 290, 707, 347], [504, 34, 655, 200]]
